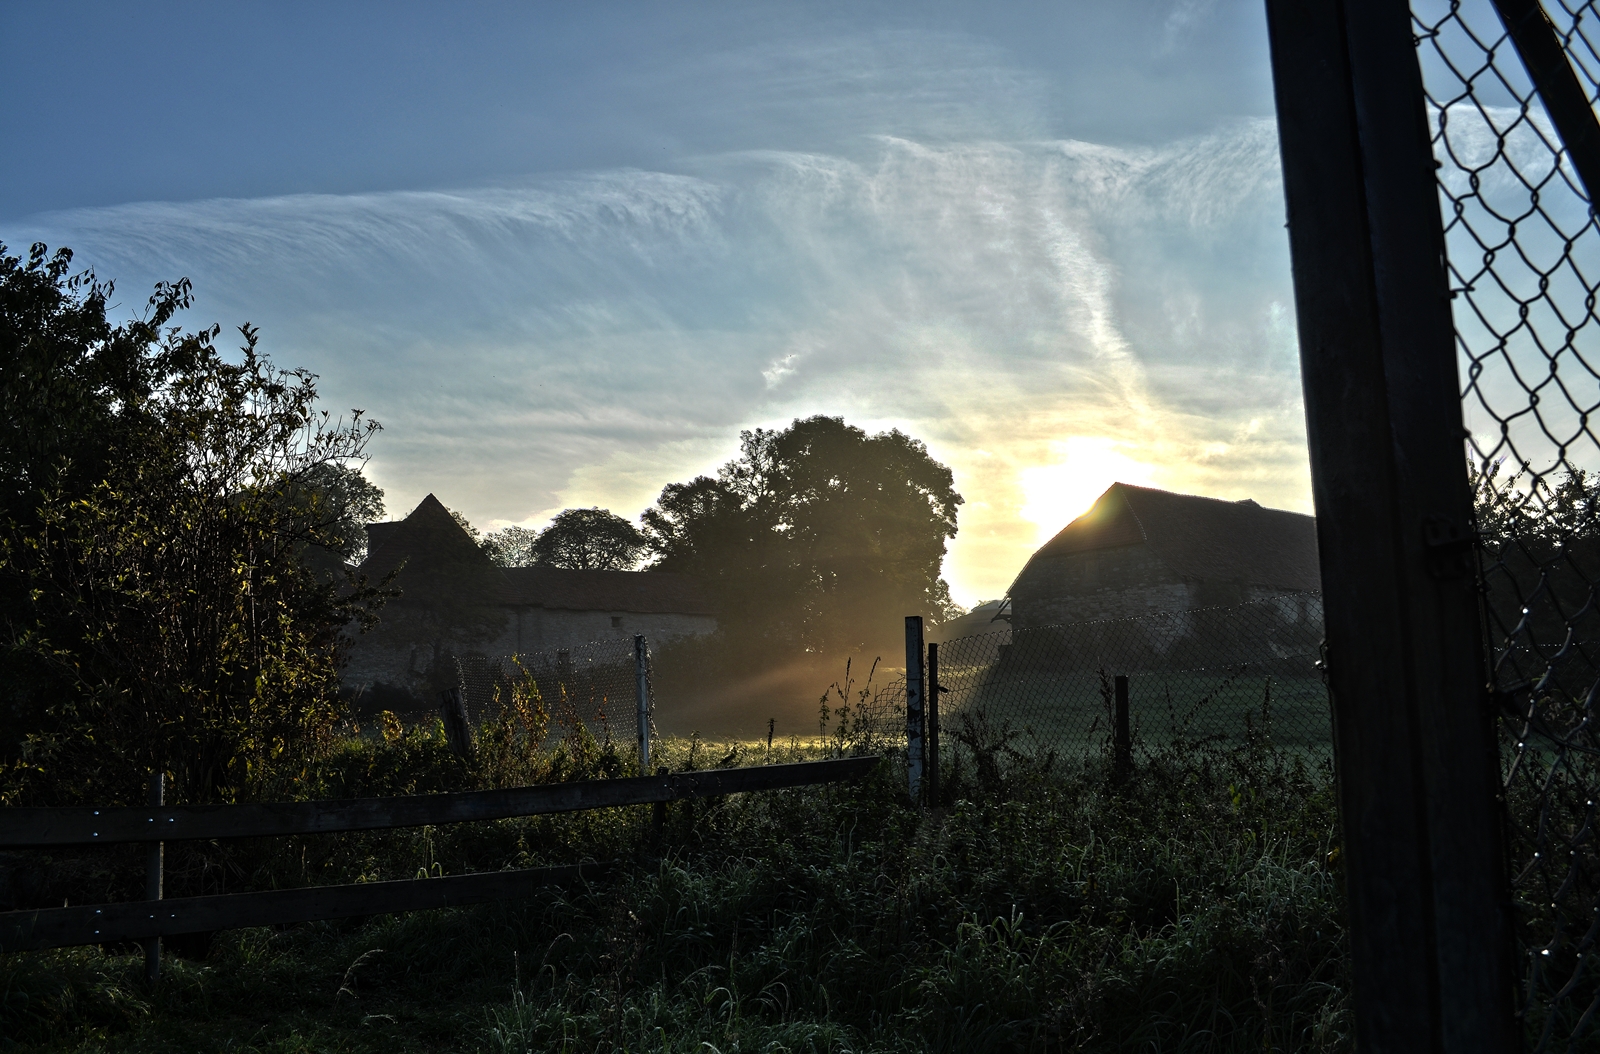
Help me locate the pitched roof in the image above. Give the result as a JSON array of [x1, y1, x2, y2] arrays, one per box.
[[1012, 483, 1320, 592], [359, 493, 493, 581], [364, 521, 402, 556], [501, 566, 716, 615]]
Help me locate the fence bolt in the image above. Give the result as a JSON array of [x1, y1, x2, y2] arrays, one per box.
[[144, 771, 164, 986], [904, 616, 925, 803]]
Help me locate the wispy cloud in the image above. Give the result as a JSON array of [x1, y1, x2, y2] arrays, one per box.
[[9, 119, 1301, 606]]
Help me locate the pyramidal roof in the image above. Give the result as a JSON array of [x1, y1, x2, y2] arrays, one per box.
[[359, 493, 496, 582], [1012, 483, 1320, 594]]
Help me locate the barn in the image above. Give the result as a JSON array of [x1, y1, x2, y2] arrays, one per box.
[[1005, 482, 1319, 630]]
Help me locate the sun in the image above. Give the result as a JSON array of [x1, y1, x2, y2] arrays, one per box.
[[1017, 437, 1158, 543]]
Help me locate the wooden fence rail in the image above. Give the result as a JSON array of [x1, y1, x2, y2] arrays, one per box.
[[0, 757, 880, 847], [0, 755, 881, 955]]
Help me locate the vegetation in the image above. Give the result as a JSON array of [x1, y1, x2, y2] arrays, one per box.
[[644, 417, 963, 660], [484, 508, 648, 571], [1, 712, 1348, 1053], [0, 244, 1350, 1050], [0, 243, 390, 808]]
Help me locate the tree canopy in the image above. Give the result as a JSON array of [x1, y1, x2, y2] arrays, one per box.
[[481, 509, 646, 570], [533, 508, 648, 570], [0, 243, 389, 805], [644, 415, 962, 658]]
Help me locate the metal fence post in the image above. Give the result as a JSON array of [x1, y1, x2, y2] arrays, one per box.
[[926, 642, 940, 806], [1113, 675, 1130, 782], [904, 616, 925, 803], [144, 771, 164, 986], [634, 634, 650, 771], [1263, 1, 1515, 1049]]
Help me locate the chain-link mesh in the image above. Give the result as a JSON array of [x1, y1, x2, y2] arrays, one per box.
[[857, 595, 1329, 764], [1416, 2, 1600, 1045], [455, 638, 651, 746]]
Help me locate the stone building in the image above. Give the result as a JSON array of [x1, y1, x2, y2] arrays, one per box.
[[342, 494, 716, 703], [1005, 482, 1319, 630]]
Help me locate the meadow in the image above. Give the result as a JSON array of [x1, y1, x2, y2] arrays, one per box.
[[1, 710, 1350, 1053]]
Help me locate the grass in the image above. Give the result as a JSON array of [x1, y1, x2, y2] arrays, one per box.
[[1, 712, 1350, 1053]]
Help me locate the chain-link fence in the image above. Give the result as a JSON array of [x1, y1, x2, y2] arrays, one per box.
[[855, 594, 1329, 765], [454, 638, 652, 745], [1416, 1, 1600, 1045]]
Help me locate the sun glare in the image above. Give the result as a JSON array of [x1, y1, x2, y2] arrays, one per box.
[[1017, 437, 1158, 543]]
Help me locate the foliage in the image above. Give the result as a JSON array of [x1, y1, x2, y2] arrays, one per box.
[[644, 416, 963, 659], [294, 462, 386, 567], [486, 508, 647, 570], [480, 524, 537, 567], [0, 243, 389, 807], [1470, 458, 1600, 545], [0, 725, 1349, 1053]]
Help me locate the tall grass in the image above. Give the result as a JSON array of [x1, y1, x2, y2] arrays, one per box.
[[1, 710, 1348, 1052]]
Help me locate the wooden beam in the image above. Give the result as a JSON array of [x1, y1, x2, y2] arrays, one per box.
[[0, 863, 598, 953], [0, 757, 881, 848]]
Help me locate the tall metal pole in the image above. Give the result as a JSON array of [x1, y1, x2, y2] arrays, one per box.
[[1263, 1, 1514, 1049], [634, 634, 650, 771], [904, 616, 925, 803], [144, 771, 164, 986]]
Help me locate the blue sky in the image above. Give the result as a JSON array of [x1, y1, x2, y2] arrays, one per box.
[[1, 0, 1305, 606]]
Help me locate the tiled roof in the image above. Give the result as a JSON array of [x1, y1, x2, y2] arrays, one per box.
[[500, 566, 716, 615], [1014, 483, 1320, 593], [360, 494, 493, 580]]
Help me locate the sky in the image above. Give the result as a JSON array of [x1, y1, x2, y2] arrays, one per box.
[[0, 0, 1307, 608]]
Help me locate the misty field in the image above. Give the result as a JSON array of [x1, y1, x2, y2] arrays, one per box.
[[1, 718, 1350, 1053]]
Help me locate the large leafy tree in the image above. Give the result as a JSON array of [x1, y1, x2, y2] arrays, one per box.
[[644, 415, 962, 657], [482, 509, 647, 570], [531, 508, 647, 570], [0, 242, 388, 805]]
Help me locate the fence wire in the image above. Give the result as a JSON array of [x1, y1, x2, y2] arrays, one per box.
[[455, 638, 652, 747], [1416, 1, 1600, 1046]]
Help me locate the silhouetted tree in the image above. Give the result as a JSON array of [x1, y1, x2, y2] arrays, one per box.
[[644, 415, 962, 658], [529, 507, 647, 570]]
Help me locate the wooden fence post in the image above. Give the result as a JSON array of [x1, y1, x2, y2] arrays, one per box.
[[440, 687, 472, 759], [144, 771, 163, 985], [904, 616, 925, 804], [926, 642, 941, 806], [1113, 675, 1130, 782], [634, 635, 650, 771]]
